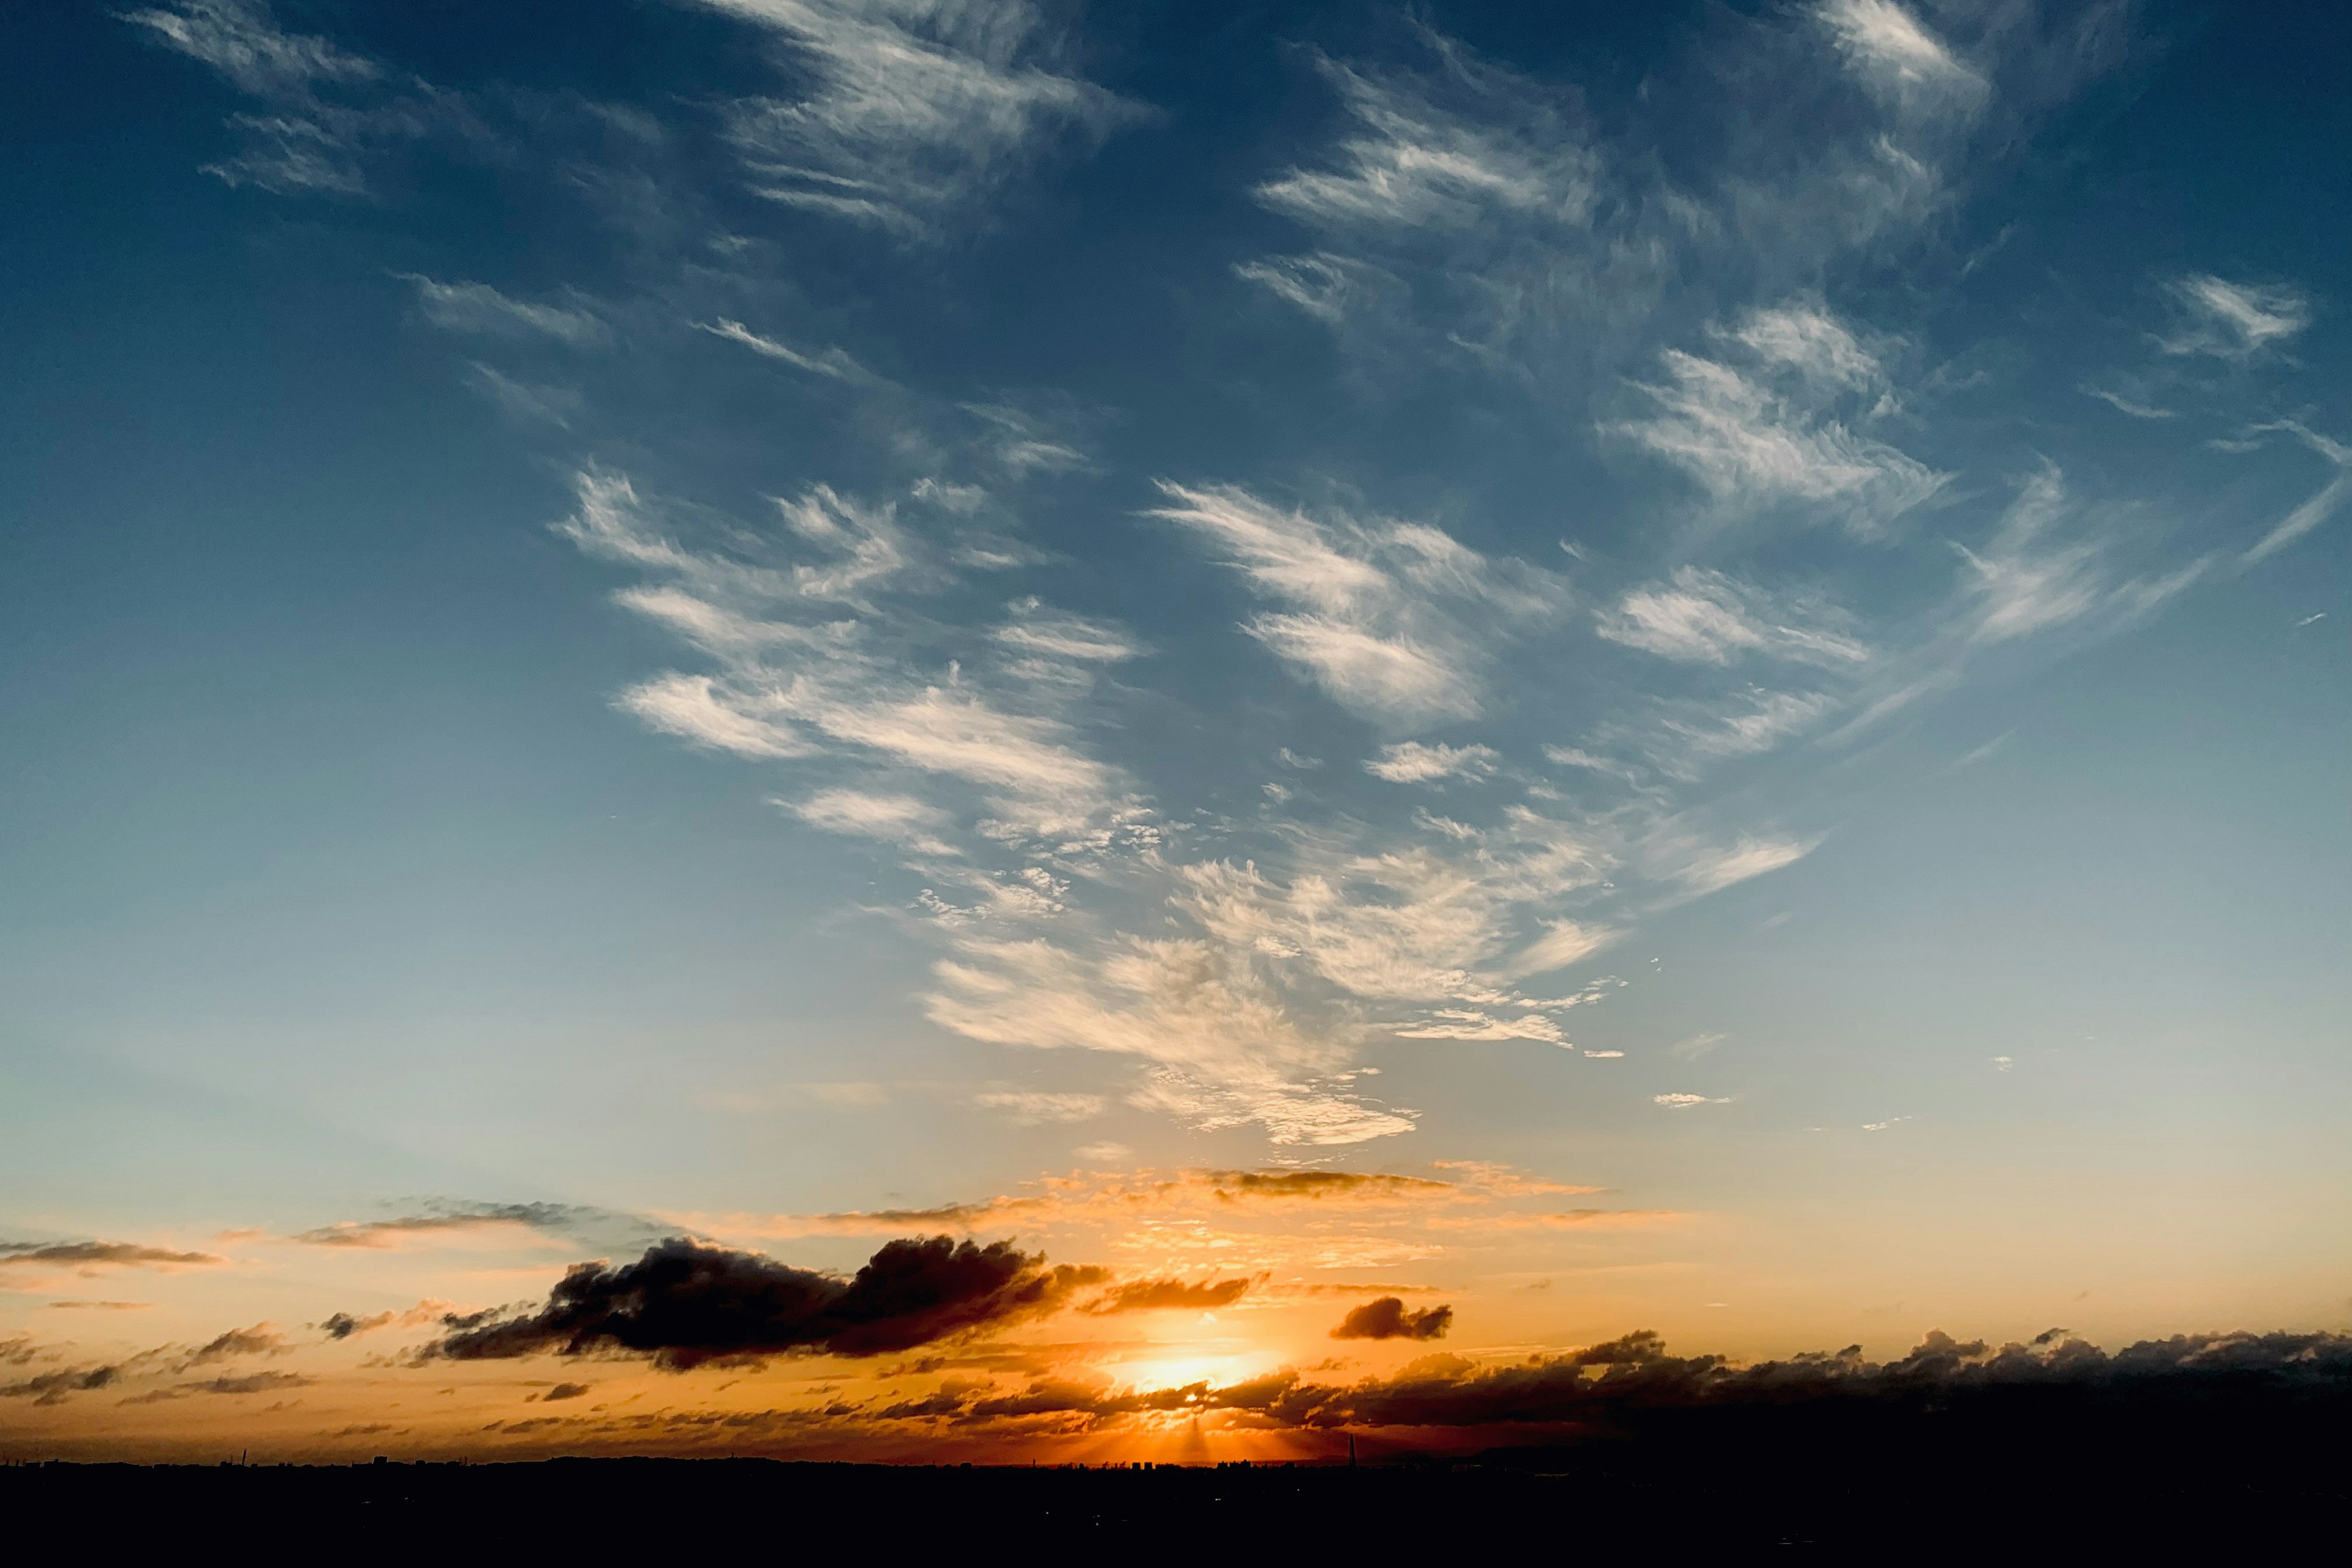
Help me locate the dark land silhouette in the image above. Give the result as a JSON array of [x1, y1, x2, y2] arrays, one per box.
[[7, 1368, 2345, 1556]]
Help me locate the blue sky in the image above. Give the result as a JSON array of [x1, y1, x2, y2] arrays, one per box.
[[1, 0, 2346, 1455]]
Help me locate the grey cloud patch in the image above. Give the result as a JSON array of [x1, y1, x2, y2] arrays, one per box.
[[318, 1300, 451, 1341], [187, 1370, 312, 1396], [1332, 1296, 1454, 1341], [1081, 1277, 1256, 1315], [181, 1323, 288, 1368], [291, 1200, 662, 1253], [1, 1365, 121, 1408], [0, 1240, 225, 1270]]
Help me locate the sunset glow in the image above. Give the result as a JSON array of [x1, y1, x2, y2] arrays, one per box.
[[3, 0, 2345, 1472]]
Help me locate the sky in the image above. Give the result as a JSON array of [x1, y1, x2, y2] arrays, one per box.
[[1, 0, 2346, 1462]]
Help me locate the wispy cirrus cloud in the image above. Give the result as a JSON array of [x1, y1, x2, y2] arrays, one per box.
[[1815, 0, 1988, 120], [564, 469, 1136, 841], [2239, 422, 2352, 565], [973, 1089, 1106, 1126], [1150, 483, 1564, 729], [1596, 568, 1869, 668], [124, 0, 442, 196], [1363, 742, 1500, 784], [123, 0, 377, 100], [703, 0, 1142, 236], [698, 317, 880, 383], [404, 276, 608, 346], [1605, 312, 1947, 537], [2159, 274, 2313, 360], [1254, 43, 1600, 234]]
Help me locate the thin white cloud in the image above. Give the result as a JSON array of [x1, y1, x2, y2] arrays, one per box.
[[2080, 386, 2176, 420], [1608, 345, 1948, 535], [1656, 690, 1833, 774], [2246, 472, 2351, 566], [619, 673, 812, 759], [1660, 834, 1821, 896], [1815, 0, 1988, 119], [462, 363, 580, 428], [699, 318, 875, 382], [1508, 920, 1618, 978], [405, 277, 607, 345], [926, 934, 1409, 1146], [123, 0, 436, 197], [961, 402, 1090, 476], [1164, 807, 1619, 1023], [701, 0, 1141, 235], [1363, 742, 1499, 784], [1395, 1009, 1568, 1045], [1654, 1093, 1732, 1109], [2160, 274, 2313, 359], [786, 788, 957, 855], [1234, 253, 1398, 325], [2242, 423, 2352, 565], [1254, 50, 1600, 233], [1150, 483, 1563, 729], [124, 0, 377, 99], [1596, 568, 1869, 667], [1670, 1032, 1728, 1061], [558, 469, 1134, 839], [1958, 468, 2102, 643], [992, 601, 1143, 664], [1729, 301, 1885, 391], [973, 1089, 1106, 1125]]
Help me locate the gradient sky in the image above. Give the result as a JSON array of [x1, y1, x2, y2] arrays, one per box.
[[2, 0, 2346, 1461]]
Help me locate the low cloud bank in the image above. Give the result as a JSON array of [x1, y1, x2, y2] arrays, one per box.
[[429, 1237, 1104, 1369], [878, 1327, 2352, 1430]]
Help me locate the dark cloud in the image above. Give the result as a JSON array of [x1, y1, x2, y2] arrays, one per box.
[[1082, 1276, 1254, 1314], [429, 1236, 1107, 1370], [0, 1241, 223, 1270], [181, 1323, 288, 1367], [1333, 1297, 1455, 1341], [544, 1381, 591, 1401], [1, 1365, 120, 1407]]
